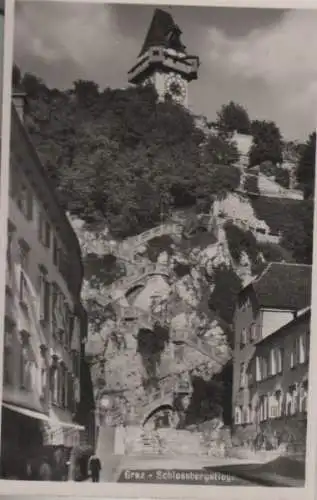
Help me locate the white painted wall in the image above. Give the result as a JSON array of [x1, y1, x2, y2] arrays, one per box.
[[261, 309, 294, 339]]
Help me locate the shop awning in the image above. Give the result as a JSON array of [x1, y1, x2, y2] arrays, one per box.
[[2, 402, 50, 422], [3, 403, 84, 431], [50, 420, 85, 431], [49, 408, 85, 431]]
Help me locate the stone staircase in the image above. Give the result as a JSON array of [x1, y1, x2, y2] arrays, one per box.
[[93, 222, 183, 262], [126, 428, 226, 457], [127, 429, 203, 456], [93, 262, 170, 309]]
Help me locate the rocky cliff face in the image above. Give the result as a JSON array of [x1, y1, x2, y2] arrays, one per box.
[[70, 190, 288, 424]]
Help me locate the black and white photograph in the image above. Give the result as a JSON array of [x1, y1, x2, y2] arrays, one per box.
[[0, 0, 315, 492]]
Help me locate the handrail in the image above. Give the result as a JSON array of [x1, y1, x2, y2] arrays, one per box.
[[100, 222, 183, 259]]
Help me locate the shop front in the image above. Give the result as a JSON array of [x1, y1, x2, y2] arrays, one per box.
[[1, 402, 50, 479], [42, 408, 85, 480], [1, 402, 85, 480]]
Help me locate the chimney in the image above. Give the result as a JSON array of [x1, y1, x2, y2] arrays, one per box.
[[12, 88, 27, 122]]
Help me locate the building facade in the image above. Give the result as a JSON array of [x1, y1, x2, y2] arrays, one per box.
[[1, 96, 91, 478], [232, 262, 311, 451]]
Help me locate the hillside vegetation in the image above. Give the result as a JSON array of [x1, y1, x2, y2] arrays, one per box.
[[13, 68, 314, 266]]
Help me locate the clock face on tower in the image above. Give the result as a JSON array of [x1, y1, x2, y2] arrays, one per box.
[[164, 74, 187, 104]]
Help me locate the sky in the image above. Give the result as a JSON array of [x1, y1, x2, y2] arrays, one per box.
[[13, 1, 317, 141]]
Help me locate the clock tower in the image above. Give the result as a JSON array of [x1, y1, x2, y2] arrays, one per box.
[[128, 8, 199, 108]]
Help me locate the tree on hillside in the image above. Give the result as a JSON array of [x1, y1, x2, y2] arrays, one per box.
[[275, 168, 290, 189], [296, 132, 316, 199], [208, 265, 242, 336], [215, 101, 251, 135], [280, 200, 313, 264], [73, 79, 100, 107], [21, 72, 250, 238], [249, 120, 283, 167], [202, 133, 240, 166]]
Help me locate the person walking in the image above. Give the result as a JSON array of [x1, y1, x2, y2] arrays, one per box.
[[88, 454, 102, 482]]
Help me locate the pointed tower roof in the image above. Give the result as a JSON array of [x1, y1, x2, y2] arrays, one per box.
[[139, 8, 186, 57]]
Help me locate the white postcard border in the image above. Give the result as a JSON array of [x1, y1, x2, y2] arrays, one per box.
[[0, 0, 316, 498]]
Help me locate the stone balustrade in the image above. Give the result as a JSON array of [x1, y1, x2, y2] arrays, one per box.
[[99, 223, 183, 261], [220, 216, 280, 245]]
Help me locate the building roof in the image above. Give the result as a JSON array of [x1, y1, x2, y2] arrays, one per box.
[[246, 262, 311, 310], [139, 8, 186, 57], [255, 306, 311, 347]]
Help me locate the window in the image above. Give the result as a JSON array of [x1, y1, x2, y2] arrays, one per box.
[[67, 372, 75, 412], [40, 364, 47, 399], [234, 406, 242, 425], [71, 316, 81, 351], [290, 338, 299, 368], [261, 357, 268, 380], [64, 304, 71, 349], [299, 334, 306, 364], [276, 390, 283, 417], [19, 332, 33, 391], [17, 183, 27, 212], [71, 351, 80, 379], [239, 363, 246, 388], [256, 356, 262, 381], [299, 381, 308, 413], [57, 362, 64, 406], [270, 390, 282, 418], [40, 346, 48, 399], [15, 180, 33, 220], [175, 344, 184, 361], [3, 318, 14, 386], [286, 385, 297, 415], [61, 364, 67, 408], [276, 348, 283, 373], [269, 349, 277, 376], [240, 328, 247, 346], [39, 269, 50, 324], [26, 189, 33, 220], [44, 221, 51, 248], [52, 287, 67, 344], [59, 293, 67, 344], [6, 222, 15, 269], [38, 211, 50, 246], [259, 395, 268, 422], [51, 356, 59, 404], [250, 323, 257, 342], [58, 251, 70, 282], [242, 406, 251, 424], [51, 282, 58, 337], [306, 334, 310, 361], [53, 236, 59, 266], [19, 241, 29, 304]]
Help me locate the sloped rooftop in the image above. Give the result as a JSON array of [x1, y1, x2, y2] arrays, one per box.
[[139, 8, 186, 57], [248, 262, 311, 310]]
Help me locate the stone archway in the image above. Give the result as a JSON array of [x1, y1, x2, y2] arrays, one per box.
[[142, 400, 178, 428]]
